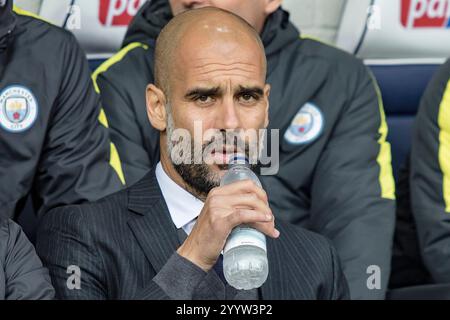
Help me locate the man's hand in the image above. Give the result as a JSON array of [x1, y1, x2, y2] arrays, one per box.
[[177, 180, 280, 272]]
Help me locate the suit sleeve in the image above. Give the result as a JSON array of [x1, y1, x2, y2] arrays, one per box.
[[94, 44, 155, 186], [35, 206, 206, 300], [35, 206, 109, 299], [141, 253, 208, 300], [3, 219, 55, 300], [410, 59, 450, 283], [329, 244, 350, 300], [35, 206, 168, 300], [309, 62, 396, 299], [34, 32, 124, 217]]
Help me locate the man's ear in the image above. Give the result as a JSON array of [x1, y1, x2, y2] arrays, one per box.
[[146, 84, 167, 131], [264, 0, 282, 15], [264, 84, 271, 128]]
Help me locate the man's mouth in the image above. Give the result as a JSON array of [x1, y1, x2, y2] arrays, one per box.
[[210, 146, 234, 165]]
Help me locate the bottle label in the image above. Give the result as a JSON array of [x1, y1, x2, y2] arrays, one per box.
[[223, 226, 267, 253]]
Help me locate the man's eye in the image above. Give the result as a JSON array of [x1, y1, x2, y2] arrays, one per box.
[[239, 93, 258, 103], [195, 95, 213, 103]]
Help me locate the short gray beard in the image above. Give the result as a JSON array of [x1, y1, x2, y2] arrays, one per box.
[[166, 110, 220, 200], [165, 108, 260, 200]]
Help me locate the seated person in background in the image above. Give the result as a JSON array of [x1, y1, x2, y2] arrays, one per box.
[[96, 0, 396, 299], [394, 59, 450, 286], [0, 0, 124, 222], [0, 217, 54, 300], [37, 8, 349, 300]]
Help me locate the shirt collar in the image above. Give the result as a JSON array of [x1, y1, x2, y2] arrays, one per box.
[[155, 162, 204, 231]]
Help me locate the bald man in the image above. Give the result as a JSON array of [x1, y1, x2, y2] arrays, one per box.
[[96, 0, 395, 300], [36, 8, 349, 300]]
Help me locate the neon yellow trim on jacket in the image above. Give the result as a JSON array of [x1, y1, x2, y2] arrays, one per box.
[[92, 42, 149, 185], [438, 79, 450, 212], [92, 42, 149, 93], [13, 5, 52, 24], [371, 75, 396, 200], [300, 36, 395, 200]]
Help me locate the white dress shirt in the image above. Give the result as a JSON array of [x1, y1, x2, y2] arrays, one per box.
[[155, 162, 204, 235]]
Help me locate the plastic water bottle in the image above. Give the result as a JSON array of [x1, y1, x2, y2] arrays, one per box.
[[221, 156, 269, 290]]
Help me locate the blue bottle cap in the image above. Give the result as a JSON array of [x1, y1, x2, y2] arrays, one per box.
[[229, 155, 249, 165]]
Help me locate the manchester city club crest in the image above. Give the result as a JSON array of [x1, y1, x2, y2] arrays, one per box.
[[284, 102, 324, 145], [0, 86, 38, 133]]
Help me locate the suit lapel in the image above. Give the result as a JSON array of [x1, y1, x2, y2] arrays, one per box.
[[261, 232, 287, 300], [126, 170, 288, 299], [127, 171, 182, 273]]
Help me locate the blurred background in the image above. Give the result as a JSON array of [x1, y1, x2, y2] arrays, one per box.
[[14, 0, 450, 60]]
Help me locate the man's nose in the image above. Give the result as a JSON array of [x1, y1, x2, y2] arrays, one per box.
[[217, 100, 241, 130]]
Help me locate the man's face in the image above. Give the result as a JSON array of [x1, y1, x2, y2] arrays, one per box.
[[163, 29, 270, 197], [168, 0, 271, 33]]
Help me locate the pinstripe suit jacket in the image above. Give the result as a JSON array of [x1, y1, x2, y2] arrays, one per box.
[[36, 170, 349, 300]]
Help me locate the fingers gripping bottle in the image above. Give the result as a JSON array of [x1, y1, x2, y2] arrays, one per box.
[[221, 156, 269, 290]]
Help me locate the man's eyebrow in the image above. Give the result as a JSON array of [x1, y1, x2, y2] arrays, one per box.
[[236, 85, 264, 96], [184, 87, 221, 99]]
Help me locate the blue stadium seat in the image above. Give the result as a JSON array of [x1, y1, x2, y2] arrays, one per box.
[[89, 59, 106, 73], [368, 64, 440, 180]]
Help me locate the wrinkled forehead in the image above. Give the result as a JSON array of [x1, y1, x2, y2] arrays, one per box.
[[173, 25, 266, 84]]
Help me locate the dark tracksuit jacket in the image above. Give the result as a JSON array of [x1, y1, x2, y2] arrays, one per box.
[[0, 217, 54, 300], [0, 1, 124, 220], [95, 0, 396, 299], [395, 59, 450, 285]]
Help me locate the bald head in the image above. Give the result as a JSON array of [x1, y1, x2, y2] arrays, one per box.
[[147, 7, 271, 198], [154, 7, 267, 97]]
